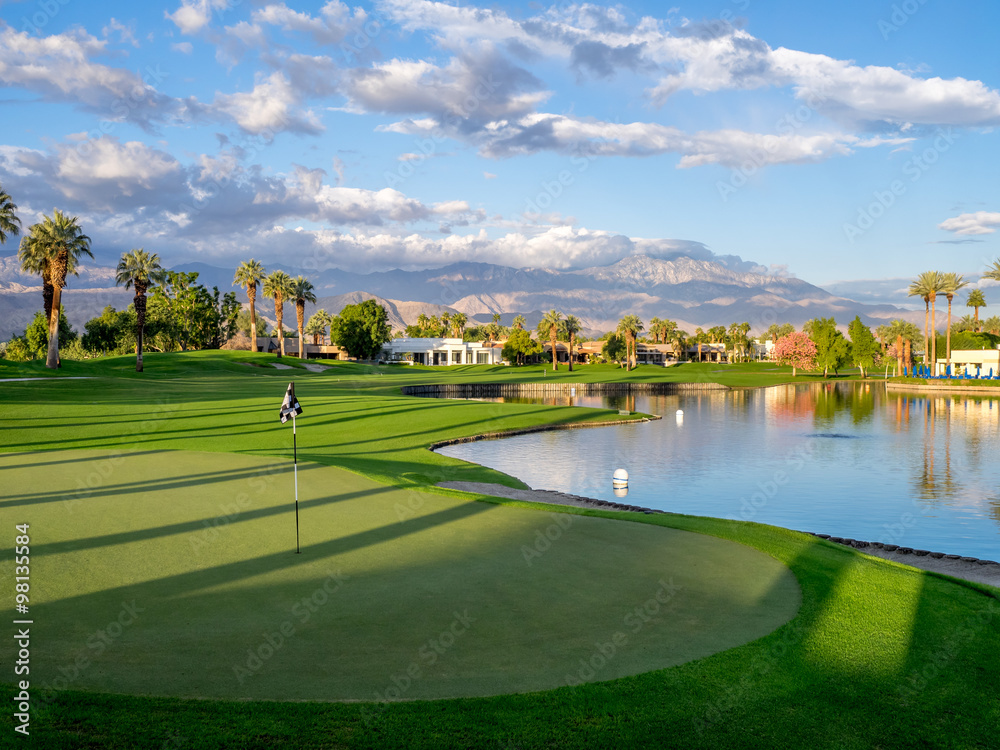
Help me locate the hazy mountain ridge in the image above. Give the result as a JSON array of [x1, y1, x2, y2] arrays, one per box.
[[0, 253, 921, 341]]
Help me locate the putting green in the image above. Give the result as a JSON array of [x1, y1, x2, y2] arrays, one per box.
[[2, 449, 800, 701]]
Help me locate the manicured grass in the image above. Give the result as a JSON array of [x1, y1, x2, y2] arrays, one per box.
[[1, 449, 798, 701], [2, 351, 999, 749]]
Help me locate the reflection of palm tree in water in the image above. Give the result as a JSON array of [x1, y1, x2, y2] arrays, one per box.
[[916, 398, 956, 503]]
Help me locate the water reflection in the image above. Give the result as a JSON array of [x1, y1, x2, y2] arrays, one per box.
[[435, 383, 1000, 559]]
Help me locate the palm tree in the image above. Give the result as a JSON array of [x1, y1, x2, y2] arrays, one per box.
[[540, 309, 564, 371], [908, 275, 932, 365], [910, 271, 944, 371], [115, 249, 166, 372], [290, 276, 317, 358], [0, 184, 21, 245], [513, 315, 526, 330], [966, 289, 986, 332], [17, 209, 92, 368], [648, 317, 663, 344], [564, 315, 581, 372], [416, 313, 429, 332], [452, 312, 467, 338], [262, 270, 293, 356], [308, 308, 332, 344], [940, 273, 968, 375], [617, 315, 643, 370], [233, 259, 267, 353]]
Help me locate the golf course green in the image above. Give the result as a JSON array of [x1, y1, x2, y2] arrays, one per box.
[[1, 352, 998, 749], [2, 448, 798, 701]]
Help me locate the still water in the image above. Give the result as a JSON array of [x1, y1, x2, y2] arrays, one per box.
[[436, 383, 1000, 559]]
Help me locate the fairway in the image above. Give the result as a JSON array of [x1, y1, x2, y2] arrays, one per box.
[[3, 448, 799, 701]]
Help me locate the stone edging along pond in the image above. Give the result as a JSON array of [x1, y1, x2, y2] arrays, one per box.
[[886, 381, 1000, 396]]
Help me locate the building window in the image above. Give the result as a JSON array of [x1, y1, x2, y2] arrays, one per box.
[[452, 350, 462, 364], [476, 351, 489, 364]]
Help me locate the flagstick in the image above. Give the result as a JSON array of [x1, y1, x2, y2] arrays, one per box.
[[293, 411, 300, 554]]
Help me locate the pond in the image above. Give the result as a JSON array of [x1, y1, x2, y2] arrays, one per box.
[[434, 383, 1000, 559]]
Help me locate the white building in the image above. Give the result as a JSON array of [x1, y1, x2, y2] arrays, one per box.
[[380, 337, 504, 366]]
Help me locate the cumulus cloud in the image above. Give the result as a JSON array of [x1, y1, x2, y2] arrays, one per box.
[[210, 72, 324, 135], [938, 211, 1000, 236], [0, 27, 186, 130], [380, 0, 1000, 133], [165, 0, 233, 35]]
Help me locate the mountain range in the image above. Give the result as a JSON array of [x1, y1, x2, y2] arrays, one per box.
[[0, 253, 923, 342]]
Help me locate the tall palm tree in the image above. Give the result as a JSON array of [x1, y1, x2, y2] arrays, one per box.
[[233, 259, 267, 353], [907, 275, 932, 366], [513, 315, 526, 330], [262, 270, 293, 356], [416, 313, 429, 332], [17, 209, 92, 369], [966, 289, 986, 332], [617, 315, 644, 370], [648, 317, 663, 344], [0, 184, 21, 245], [310, 308, 332, 344], [910, 271, 945, 372], [540, 309, 564, 371], [564, 315, 581, 372], [940, 273, 968, 375], [452, 312, 467, 338], [115, 249, 166, 372], [290, 276, 317, 359]]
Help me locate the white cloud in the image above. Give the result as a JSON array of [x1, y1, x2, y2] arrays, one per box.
[[165, 0, 232, 35], [0, 27, 185, 130], [938, 211, 1000, 236], [210, 72, 323, 135], [171, 42, 194, 54]]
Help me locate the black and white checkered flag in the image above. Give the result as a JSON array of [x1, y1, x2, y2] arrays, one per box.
[[279, 382, 303, 424]]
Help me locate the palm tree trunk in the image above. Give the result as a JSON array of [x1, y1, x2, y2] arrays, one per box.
[[568, 332, 575, 372], [135, 292, 146, 372], [248, 286, 258, 353], [975, 305, 980, 331], [896, 334, 904, 376], [550, 331, 558, 371], [923, 298, 929, 367], [297, 302, 305, 359], [930, 294, 937, 373], [945, 294, 953, 376], [276, 298, 285, 356], [45, 284, 62, 369]]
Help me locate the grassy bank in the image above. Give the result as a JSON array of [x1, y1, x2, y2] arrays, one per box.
[[2, 351, 998, 749]]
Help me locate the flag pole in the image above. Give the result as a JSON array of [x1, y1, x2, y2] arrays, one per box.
[[293, 411, 300, 554]]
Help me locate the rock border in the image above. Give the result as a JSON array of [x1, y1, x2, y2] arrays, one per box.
[[808, 533, 1000, 567]]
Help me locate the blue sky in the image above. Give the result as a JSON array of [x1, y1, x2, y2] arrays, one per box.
[[0, 0, 998, 291]]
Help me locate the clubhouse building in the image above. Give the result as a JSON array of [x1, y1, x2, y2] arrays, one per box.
[[379, 337, 505, 365]]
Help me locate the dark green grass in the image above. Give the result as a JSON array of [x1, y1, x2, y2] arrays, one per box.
[[1, 352, 999, 749], [1, 449, 798, 701]]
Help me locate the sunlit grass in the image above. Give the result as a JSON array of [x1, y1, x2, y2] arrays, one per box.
[[1, 351, 998, 749]]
